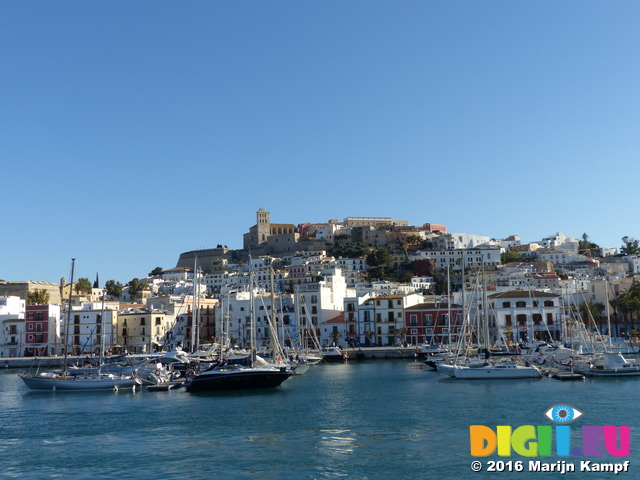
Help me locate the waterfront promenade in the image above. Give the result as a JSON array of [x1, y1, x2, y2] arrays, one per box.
[[1, 346, 420, 369]]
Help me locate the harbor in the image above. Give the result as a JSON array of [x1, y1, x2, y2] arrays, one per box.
[[2, 359, 639, 480]]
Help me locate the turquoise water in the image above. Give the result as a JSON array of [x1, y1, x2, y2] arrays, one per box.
[[1, 361, 638, 479]]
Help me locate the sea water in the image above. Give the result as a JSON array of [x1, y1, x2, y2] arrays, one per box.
[[1, 360, 638, 479]]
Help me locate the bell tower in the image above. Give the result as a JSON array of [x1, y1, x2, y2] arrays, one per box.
[[257, 208, 270, 244]]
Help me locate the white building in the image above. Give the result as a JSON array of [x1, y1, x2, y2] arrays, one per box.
[[488, 290, 562, 344], [410, 248, 501, 271], [536, 232, 579, 252], [66, 303, 119, 356], [0, 296, 26, 357], [431, 232, 491, 250]]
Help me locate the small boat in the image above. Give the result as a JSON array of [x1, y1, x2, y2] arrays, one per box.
[[576, 353, 640, 377], [321, 346, 346, 363]]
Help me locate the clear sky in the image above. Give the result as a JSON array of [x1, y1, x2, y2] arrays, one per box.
[[2, 1, 639, 285]]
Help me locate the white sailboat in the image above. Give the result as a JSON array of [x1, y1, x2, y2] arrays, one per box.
[[20, 260, 141, 392], [440, 261, 542, 380]]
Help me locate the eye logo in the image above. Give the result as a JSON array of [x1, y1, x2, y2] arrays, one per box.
[[544, 404, 583, 424]]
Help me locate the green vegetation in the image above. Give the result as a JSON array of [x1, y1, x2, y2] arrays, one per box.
[[501, 251, 524, 263], [127, 278, 148, 299], [578, 233, 600, 256], [27, 289, 50, 305], [105, 280, 124, 300], [74, 277, 93, 295], [620, 236, 640, 256], [612, 282, 640, 332]]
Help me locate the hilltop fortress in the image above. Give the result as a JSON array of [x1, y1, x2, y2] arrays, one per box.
[[175, 208, 416, 274]]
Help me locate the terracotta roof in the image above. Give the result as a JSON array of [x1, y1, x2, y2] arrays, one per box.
[[324, 314, 345, 324]]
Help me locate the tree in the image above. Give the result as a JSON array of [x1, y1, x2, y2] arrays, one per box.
[[74, 277, 93, 295], [149, 267, 163, 276], [28, 289, 50, 305], [127, 278, 145, 299], [105, 280, 124, 300], [578, 233, 600, 256], [621, 236, 640, 256], [501, 252, 524, 264], [617, 282, 640, 333]]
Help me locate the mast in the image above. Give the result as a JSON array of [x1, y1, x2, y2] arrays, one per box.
[[98, 287, 106, 373], [249, 266, 256, 366], [269, 268, 279, 361], [191, 256, 198, 352], [447, 265, 451, 347], [63, 259, 75, 373]]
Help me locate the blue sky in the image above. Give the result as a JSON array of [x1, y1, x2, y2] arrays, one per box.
[[2, 2, 639, 285]]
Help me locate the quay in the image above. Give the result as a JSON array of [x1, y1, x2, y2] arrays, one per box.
[[1, 346, 420, 369], [343, 346, 418, 360], [2, 356, 66, 369]]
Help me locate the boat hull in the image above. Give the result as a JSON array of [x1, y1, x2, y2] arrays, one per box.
[[20, 374, 140, 391], [185, 366, 293, 392], [453, 365, 542, 379]]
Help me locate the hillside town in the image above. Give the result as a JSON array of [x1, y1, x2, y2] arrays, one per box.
[[2, 208, 640, 359]]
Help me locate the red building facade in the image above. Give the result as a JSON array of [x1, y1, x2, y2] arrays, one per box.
[[24, 304, 55, 356], [404, 302, 463, 346]]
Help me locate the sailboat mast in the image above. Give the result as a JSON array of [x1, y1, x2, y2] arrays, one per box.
[[191, 256, 198, 352], [447, 265, 451, 347], [249, 267, 256, 365], [269, 268, 279, 361], [63, 259, 75, 372], [99, 288, 106, 373]]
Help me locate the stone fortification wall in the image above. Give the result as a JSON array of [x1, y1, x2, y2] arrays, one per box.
[[0, 281, 62, 305]]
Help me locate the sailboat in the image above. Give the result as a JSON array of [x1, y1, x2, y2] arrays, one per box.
[[439, 261, 542, 380], [185, 267, 293, 392], [20, 260, 141, 392]]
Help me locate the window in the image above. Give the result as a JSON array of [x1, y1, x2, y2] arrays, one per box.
[[516, 301, 526, 308], [544, 300, 554, 307], [502, 302, 511, 308], [410, 314, 417, 326], [140, 318, 146, 326], [505, 315, 512, 327], [424, 314, 433, 326], [547, 313, 554, 325]]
